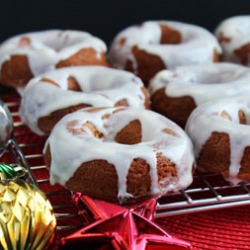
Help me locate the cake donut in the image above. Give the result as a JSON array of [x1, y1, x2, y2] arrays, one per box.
[[109, 20, 221, 85], [19, 66, 150, 135], [215, 16, 250, 65], [149, 62, 250, 128], [0, 30, 107, 88], [186, 95, 250, 184], [44, 106, 195, 203]]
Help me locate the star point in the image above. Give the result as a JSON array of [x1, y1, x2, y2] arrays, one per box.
[[60, 194, 192, 250]]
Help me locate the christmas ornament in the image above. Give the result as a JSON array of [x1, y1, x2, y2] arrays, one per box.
[[0, 163, 27, 180], [0, 99, 13, 153], [60, 194, 192, 249], [0, 163, 56, 250]]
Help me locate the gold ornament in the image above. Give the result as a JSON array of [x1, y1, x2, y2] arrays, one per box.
[[0, 179, 56, 250]]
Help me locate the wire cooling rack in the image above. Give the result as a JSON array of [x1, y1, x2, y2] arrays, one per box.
[[1, 89, 250, 241], [156, 171, 250, 218], [0, 90, 86, 248]]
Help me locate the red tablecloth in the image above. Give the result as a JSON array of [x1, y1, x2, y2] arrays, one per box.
[[157, 205, 250, 250], [1, 89, 250, 250]]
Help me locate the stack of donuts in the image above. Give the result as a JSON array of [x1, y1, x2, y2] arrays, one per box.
[[1, 16, 250, 203]]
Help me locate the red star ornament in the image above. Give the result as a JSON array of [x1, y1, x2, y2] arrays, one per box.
[[59, 194, 192, 249]]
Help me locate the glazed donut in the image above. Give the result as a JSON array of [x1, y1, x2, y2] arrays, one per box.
[[215, 16, 250, 65], [44, 106, 195, 203], [109, 20, 221, 85], [149, 62, 250, 128], [19, 66, 150, 135], [0, 30, 107, 88], [186, 95, 250, 184]]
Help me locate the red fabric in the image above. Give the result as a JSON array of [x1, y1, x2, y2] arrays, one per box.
[[156, 206, 250, 250], [1, 90, 250, 250]]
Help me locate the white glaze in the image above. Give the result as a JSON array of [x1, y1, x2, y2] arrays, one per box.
[[19, 66, 149, 135], [109, 20, 221, 74], [0, 30, 107, 79], [215, 16, 250, 64], [149, 62, 250, 105], [185, 95, 250, 184], [44, 107, 194, 202]]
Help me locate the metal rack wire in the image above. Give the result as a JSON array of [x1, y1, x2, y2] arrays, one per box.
[[156, 171, 250, 218], [1, 93, 250, 239], [0, 95, 86, 243]]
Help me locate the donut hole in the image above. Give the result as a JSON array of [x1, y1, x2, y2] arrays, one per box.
[[114, 119, 142, 144], [160, 24, 182, 45]]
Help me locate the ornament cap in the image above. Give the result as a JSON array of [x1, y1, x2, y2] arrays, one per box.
[[0, 163, 27, 181]]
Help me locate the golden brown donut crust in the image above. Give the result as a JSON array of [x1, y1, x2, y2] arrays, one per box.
[[0, 48, 108, 88], [197, 131, 250, 182], [38, 103, 91, 134], [0, 55, 34, 88], [56, 48, 108, 68], [234, 43, 250, 65], [150, 87, 196, 128], [125, 45, 166, 86], [44, 118, 178, 203]]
